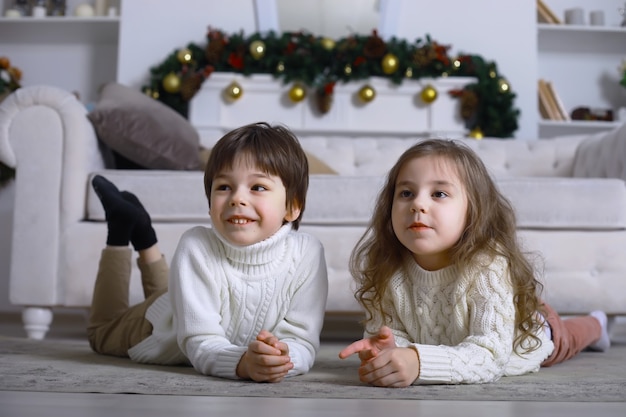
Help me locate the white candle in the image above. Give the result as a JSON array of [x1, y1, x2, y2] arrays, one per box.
[[32, 6, 47, 18], [74, 3, 95, 17], [4, 9, 23, 18]]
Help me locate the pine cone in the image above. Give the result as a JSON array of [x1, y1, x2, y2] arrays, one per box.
[[180, 73, 203, 102], [316, 88, 333, 114], [363, 32, 386, 59], [205, 41, 225, 64], [460, 90, 478, 120], [413, 46, 437, 68]]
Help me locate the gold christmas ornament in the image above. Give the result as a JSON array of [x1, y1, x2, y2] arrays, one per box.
[[223, 81, 243, 101], [176, 48, 193, 64], [162, 72, 181, 93], [288, 84, 306, 103], [381, 53, 399, 75], [276, 61, 285, 73], [489, 70, 497, 78], [469, 127, 484, 139], [152, 91, 160, 99], [498, 78, 510, 93], [358, 85, 376, 102], [344, 64, 352, 75], [249, 40, 266, 60], [321, 37, 335, 51], [453, 59, 461, 69], [420, 84, 438, 104], [405, 67, 413, 78]]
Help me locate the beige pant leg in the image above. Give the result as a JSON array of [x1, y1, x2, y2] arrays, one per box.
[[137, 255, 169, 298], [541, 302, 601, 367], [87, 248, 164, 357]]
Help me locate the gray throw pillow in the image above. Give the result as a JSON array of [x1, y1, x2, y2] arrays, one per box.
[[88, 82, 201, 170]]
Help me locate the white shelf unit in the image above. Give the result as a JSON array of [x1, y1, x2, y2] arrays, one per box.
[[0, 2, 120, 104], [536, 0, 626, 138]]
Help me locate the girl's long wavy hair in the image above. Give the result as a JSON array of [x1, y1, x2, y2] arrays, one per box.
[[350, 139, 545, 353]]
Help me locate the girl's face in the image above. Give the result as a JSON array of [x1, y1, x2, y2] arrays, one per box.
[[209, 156, 300, 246], [391, 156, 468, 271]]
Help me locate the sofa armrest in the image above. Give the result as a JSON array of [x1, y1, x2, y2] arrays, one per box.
[[572, 123, 626, 182], [0, 85, 106, 305]]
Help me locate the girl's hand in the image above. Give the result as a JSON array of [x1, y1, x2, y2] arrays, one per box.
[[338, 326, 396, 362], [236, 330, 293, 382], [357, 346, 420, 388]]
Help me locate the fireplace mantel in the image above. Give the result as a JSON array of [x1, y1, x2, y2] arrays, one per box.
[[189, 72, 475, 145]]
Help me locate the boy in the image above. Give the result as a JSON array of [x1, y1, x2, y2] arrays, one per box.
[[88, 122, 329, 382]]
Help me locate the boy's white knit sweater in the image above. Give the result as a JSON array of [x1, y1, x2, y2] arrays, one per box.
[[128, 224, 329, 380], [364, 255, 554, 384]]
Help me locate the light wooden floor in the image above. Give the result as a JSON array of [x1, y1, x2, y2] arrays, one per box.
[[1, 311, 624, 417]]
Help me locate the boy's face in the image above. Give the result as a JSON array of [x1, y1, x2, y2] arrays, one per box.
[[391, 156, 468, 271], [209, 156, 300, 246]]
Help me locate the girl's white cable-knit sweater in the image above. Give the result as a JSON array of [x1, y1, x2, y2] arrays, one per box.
[[364, 255, 554, 384]]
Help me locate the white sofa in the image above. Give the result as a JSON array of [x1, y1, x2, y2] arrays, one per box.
[[2, 85, 626, 340]]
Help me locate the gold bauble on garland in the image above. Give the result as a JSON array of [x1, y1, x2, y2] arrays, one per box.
[[288, 84, 306, 102], [381, 53, 399, 75], [176, 48, 193, 64], [162, 72, 181, 93], [321, 37, 335, 50], [420, 84, 438, 104], [344, 64, 352, 75], [498, 78, 510, 93], [469, 127, 484, 139], [249, 40, 266, 60], [223, 81, 243, 101], [358, 85, 376, 102]]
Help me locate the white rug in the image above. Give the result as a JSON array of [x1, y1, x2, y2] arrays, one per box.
[[1, 335, 625, 402]]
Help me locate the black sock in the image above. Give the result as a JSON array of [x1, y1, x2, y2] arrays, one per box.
[[121, 191, 158, 251], [92, 175, 137, 247]]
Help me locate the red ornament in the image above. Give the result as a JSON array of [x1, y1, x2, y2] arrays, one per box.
[[228, 52, 244, 70], [353, 56, 366, 67]]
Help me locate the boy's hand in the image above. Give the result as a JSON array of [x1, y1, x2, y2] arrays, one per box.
[[338, 326, 396, 362], [236, 330, 293, 382]]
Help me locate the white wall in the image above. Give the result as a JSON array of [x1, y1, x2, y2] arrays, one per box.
[[117, 0, 261, 89]]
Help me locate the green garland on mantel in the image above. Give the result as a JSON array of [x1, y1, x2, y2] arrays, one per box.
[[144, 28, 519, 139]]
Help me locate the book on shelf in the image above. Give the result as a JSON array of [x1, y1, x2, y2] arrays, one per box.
[[537, 0, 561, 24], [538, 79, 569, 121], [546, 81, 569, 121]]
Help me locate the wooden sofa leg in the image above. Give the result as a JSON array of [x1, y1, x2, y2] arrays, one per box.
[[22, 307, 53, 340]]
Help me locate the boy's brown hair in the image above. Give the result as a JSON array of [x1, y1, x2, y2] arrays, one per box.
[[203, 122, 309, 229]]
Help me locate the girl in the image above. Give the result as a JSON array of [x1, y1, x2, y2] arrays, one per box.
[[339, 139, 610, 387]]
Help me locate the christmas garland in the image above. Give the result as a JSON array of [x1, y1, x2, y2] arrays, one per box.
[[144, 29, 519, 139]]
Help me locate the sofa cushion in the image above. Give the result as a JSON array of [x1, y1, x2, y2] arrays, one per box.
[[87, 82, 202, 171], [86, 171, 626, 230]]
